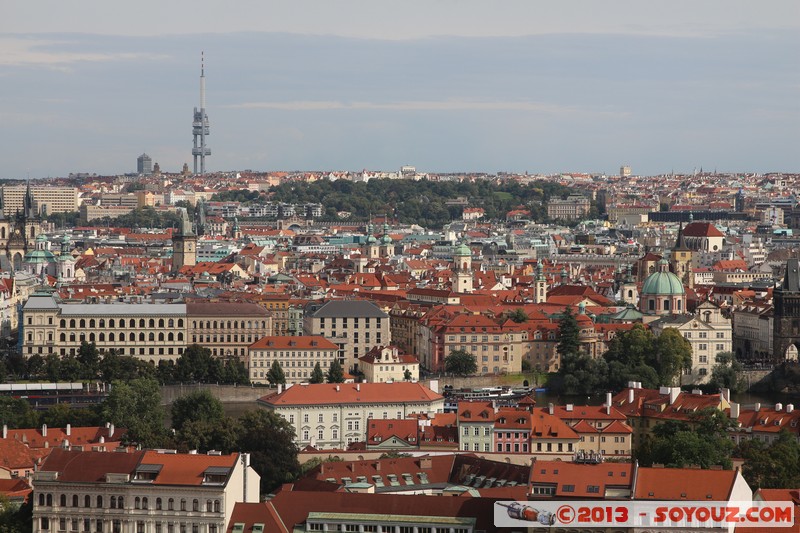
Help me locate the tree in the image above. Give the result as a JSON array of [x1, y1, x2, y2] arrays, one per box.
[[175, 416, 242, 454], [327, 360, 345, 383], [77, 341, 101, 379], [100, 378, 167, 448], [0, 397, 39, 429], [40, 403, 100, 429], [403, 368, 412, 381], [309, 362, 325, 384], [507, 308, 529, 323], [708, 351, 745, 393], [556, 306, 581, 361], [236, 410, 300, 493], [172, 345, 223, 383], [653, 328, 693, 386], [445, 349, 478, 376], [266, 360, 286, 386], [636, 409, 735, 469], [170, 390, 224, 432], [0, 496, 32, 533], [738, 430, 800, 489]]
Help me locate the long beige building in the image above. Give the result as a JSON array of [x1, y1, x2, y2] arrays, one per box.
[[258, 382, 444, 448], [2, 185, 79, 216], [22, 292, 271, 363]]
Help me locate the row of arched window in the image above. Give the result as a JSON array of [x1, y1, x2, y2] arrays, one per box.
[[58, 331, 184, 343], [192, 320, 267, 330], [38, 494, 221, 513], [60, 318, 184, 329]]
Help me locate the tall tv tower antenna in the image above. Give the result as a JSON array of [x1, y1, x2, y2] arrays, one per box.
[[192, 52, 211, 174]]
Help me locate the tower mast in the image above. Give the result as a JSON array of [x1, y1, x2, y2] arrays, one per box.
[[192, 52, 211, 174]]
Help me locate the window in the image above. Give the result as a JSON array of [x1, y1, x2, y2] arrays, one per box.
[[41, 518, 50, 531], [168, 498, 174, 511], [193, 499, 199, 512], [180, 499, 186, 511], [156, 498, 162, 510], [61, 494, 67, 507], [97, 496, 103, 508]]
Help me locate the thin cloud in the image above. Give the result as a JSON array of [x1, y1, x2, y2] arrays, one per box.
[[0, 37, 167, 67], [225, 99, 626, 117]]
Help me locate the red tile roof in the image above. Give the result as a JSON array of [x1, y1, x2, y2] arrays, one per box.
[[259, 382, 443, 407], [249, 335, 338, 351], [530, 460, 633, 498], [634, 467, 739, 500], [141, 450, 238, 486]]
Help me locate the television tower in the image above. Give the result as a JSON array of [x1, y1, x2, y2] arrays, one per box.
[[192, 52, 211, 174]]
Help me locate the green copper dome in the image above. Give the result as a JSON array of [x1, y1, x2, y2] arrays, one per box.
[[453, 242, 471, 256], [641, 260, 685, 296], [23, 249, 56, 264]]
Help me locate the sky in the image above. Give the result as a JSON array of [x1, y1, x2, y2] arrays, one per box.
[[2, 1, 799, 178]]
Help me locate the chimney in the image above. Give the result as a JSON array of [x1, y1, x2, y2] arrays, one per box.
[[787, 404, 795, 413], [42, 424, 47, 437], [109, 423, 115, 438], [669, 387, 680, 405], [729, 402, 740, 420], [628, 388, 635, 404], [691, 389, 702, 395], [336, 385, 340, 392], [429, 379, 439, 394], [278, 384, 283, 394], [2, 424, 6, 439], [754, 403, 761, 412], [606, 392, 612, 415], [66, 424, 71, 436], [420, 457, 432, 469], [776, 403, 783, 412], [627, 381, 636, 388], [356, 383, 360, 392], [566, 404, 574, 412], [375, 462, 381, 471], [548, 403, 554, 415]]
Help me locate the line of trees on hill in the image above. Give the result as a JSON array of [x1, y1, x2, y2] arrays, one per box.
[[0, 343, 249, 385], [267, 178, 589, 228]]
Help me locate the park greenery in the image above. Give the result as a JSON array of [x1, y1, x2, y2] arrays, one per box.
[[268, 178, 586, 228], [326, 359, 345, 383], [556, 315, 693, 395]]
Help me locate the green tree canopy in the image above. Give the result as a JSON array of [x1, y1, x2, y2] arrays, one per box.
[[653, 328, 693, 386], [170, 389, 224, 432], [506, 308, 529, 323], [310, 362, 325, 384], [556, 306, 581, 361], [327, 360, 345, 383], [738, 430, 800, 489], [267, 360, 286, 386], [636, 409, 735, 469], [444, 349, 477, 376], [100, 378, 167, 448], [236, 410, 300, 493]]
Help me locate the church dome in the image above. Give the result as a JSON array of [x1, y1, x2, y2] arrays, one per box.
[[453, 242, 471, 257], [641, 259, 685, 296], [23, 248, 56, 264]]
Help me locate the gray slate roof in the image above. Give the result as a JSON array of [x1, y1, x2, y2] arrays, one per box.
[[311, 300, 387, 318]]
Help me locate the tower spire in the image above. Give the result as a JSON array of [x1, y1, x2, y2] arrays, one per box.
[[192, 51, 211, 175]]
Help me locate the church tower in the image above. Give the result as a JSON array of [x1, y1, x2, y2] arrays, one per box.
[[533, 261, 548, 304], [773, 258, 800, 363], [172, 208, 197, 272], [452, 241, 473, 293], [362, 223, 380, 260], [670, 222, 693, 288]]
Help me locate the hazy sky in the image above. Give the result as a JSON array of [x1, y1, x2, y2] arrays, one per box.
[[2, 1, 799, 178]]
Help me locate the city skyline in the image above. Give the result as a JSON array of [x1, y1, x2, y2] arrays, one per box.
[[1, 1, 799, 178]]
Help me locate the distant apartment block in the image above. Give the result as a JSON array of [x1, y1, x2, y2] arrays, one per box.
[[547, 195, 591, 221], [137, 153, 152, 175], [1, 185, 79, 216]]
